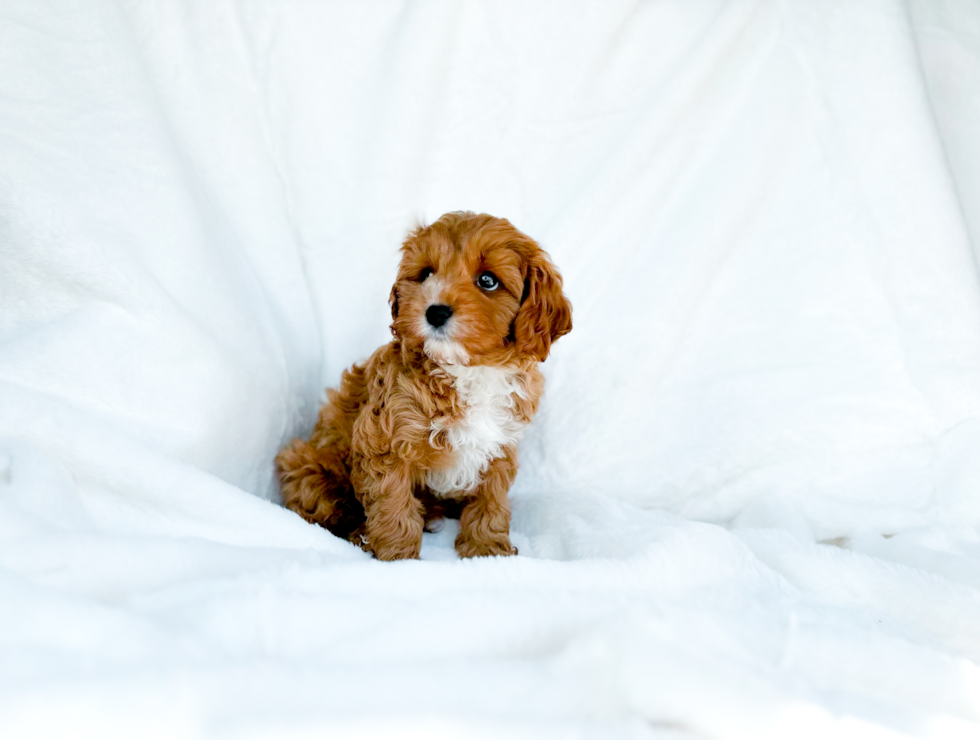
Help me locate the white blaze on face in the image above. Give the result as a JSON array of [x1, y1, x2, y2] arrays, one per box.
[[418, 276, 470, 365], [426, 364, 528, 496]]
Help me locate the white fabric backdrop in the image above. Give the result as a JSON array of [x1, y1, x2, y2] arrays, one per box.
[[2, 1, 980, 738]]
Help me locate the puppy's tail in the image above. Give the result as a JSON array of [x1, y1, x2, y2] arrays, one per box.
[[276, 439, 365, 542]]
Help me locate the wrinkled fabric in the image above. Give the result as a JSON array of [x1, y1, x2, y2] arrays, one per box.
[[2, 1, 979, 737]]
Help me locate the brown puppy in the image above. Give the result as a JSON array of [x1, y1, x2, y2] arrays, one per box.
[[276, 212, 572, 560]]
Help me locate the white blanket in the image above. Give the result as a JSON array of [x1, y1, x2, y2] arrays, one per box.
[[2, 0, 979, 737]]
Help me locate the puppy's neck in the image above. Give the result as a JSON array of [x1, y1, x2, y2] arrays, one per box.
[[395, 339, 535, 382], [439, 363, 527, 399]]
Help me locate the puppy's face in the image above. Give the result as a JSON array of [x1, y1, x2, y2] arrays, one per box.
[[389, 212, 572, 366]]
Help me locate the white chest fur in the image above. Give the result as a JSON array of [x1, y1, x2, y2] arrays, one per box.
[[426, 365, 527, 496]]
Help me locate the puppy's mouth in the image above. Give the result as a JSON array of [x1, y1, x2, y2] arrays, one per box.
[[427, 322, 450, 338], [419, 311, 469, 365]]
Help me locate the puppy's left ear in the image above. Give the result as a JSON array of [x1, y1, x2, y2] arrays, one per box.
[[513, 251, 572, 362]]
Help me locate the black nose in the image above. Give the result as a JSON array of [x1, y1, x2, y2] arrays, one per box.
[[426, 304, 453, 328]]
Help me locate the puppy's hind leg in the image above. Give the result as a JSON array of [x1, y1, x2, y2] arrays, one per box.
[[276, 439, 365, 541]]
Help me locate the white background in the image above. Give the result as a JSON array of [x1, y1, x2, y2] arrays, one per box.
[[2, 1, 980, 737]]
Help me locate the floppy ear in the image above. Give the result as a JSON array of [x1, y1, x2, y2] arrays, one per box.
[[389, 285, 399, 319], [513, 251, 572, 362], [388, 285, 400, 338]]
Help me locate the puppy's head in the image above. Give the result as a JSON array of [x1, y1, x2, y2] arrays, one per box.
[[389, 212, 572, 366]]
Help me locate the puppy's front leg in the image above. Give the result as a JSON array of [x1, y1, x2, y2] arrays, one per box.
[[456, 447, 518, 558], [354, 463, 424, 560]]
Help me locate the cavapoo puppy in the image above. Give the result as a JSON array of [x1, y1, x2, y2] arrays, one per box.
[[276, 211, 572, 560]]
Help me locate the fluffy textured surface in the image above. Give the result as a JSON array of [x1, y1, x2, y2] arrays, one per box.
[[2, 0, 980, 737]]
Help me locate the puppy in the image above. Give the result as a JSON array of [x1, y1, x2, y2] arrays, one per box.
[[276, 211, 572, 560]]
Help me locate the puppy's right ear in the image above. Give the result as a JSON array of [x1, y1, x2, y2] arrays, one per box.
[[388, 285, 400, 337], [389, 285, 399, 319]]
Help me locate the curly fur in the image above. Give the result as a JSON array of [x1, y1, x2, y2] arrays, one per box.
[[276, 211, 572, 560]]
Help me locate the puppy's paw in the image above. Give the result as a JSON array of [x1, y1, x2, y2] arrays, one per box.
[[455, 536, 517, 559], [371, 537, 422, 561]]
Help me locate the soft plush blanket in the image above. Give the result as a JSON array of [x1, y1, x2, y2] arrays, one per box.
[[2, 1, 979, 737]]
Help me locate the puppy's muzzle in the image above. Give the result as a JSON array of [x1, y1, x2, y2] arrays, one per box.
[[426, 304, 453, 329]]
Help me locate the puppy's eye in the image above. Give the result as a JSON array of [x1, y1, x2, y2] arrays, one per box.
[[417, 267, 434, 282], [477, 271, 499, 291]]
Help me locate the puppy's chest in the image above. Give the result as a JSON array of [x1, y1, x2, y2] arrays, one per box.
[[426, 366, 527, 496]]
